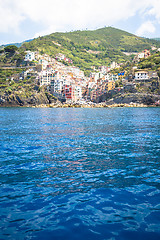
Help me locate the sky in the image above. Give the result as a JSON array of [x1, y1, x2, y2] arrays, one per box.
[[0, 0, 160, 45]]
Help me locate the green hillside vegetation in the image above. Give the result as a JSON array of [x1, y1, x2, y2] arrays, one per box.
[[0, 68, 35, 104], [0, 69, 34, 94], [21, 27, 160, 74], [0, 73, 58, 107], [0, 68, 24, 87], [0, 45, 26, 67], [138, 51, 160, 77], [1, 27, 160, 107], [0, 46, 37, 103]]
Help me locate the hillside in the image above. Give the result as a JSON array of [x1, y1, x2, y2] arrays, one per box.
[[138, 51, 160, 75], [1, 27, 160, 107], [0, 67, 59, 107], [21, 27, 160, 73], [0, 45, 26, 67]]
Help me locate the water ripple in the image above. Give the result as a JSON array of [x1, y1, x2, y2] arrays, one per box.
[[0, 108, 160, 240]]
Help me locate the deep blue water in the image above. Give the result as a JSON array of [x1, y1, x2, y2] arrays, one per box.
[[0, 107, 160, 240]]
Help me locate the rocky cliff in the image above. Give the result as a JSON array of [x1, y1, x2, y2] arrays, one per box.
[[105, 92, 160, 105], [0, 89, 59, 107]]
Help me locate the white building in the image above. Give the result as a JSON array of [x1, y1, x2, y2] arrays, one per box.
[[74, 85, 82, 101], [24, 51, 35, 61], [88, 82, 96, 89], [135, 70, 149, 80], [66, 66, 84, 78], [137, 52, 145, 59], [110, 61, 119, 69], [39, 59, 48, 70], [98, 66, 108, 74], [105, 74, 118, 81], [55, 53, 65, 61], [53, 79, 64, 93], [40, 70, 54, 86], [90, 72, 104, 82]]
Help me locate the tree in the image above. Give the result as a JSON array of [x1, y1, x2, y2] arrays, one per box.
[[4, 45, 18, 53]]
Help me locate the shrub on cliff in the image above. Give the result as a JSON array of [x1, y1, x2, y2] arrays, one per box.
[[4, 45, 18, 54]]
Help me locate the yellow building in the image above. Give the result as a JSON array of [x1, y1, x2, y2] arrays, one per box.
[[107, 80, 115, 91]]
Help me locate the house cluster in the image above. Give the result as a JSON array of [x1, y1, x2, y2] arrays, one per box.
[[23, 49, 159, 102], [133, 49, 151, 62], [85, 74, 116, 101], [138, 49, 151, 60], [97, 62, 121, 74], [23, 50, 119, 102], [55, 53, 73, 64]]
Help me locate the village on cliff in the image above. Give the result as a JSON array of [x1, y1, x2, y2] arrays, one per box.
[[12, 48, 159, 104]]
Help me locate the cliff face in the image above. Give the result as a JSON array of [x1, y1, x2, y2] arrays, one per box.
[[1, 92, 160, 107], [105, 93, 160, 105], [0, 90, 58, 107]]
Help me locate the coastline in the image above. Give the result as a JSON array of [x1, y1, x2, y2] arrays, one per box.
[[1, 92, 159, 108], [34, 103, 159, 108], [1, 102, 158, 108]]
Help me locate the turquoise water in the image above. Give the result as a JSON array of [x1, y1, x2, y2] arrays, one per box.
[[0, 107, 160, 240]]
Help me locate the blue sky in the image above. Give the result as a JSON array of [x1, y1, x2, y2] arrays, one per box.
[[0, 0, 160, 45]]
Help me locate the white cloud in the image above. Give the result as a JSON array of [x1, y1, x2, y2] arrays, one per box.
[[0, 0, 25, 33], [136, 21, 156, 36], [0, 0, 160, 38], [146, 0, 160, 24]]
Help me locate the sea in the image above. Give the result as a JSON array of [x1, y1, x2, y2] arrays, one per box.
[[0, 107, 160, 240]]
